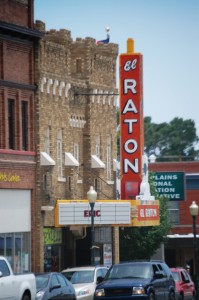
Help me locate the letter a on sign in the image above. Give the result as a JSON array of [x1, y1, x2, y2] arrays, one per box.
[[120, 38, 144, 200]]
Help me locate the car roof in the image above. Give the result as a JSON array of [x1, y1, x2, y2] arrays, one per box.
[[62, 266, 107, 272], [170, 267, 186, 271]]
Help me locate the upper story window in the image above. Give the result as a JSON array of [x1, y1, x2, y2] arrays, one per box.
[[96, 135, 100, 158], [44, 127, 50, 155], [57, 129, 63, 178], [0, 93, 34, 151], [76, 59, 82, 73], [8, 99, 15, 150], [21, 100, 28, 151], [106, 135, 112, 180], [74, 143, 79, 162]]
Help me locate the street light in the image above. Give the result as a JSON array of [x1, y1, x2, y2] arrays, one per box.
[[87, 186, 97, 266], [189, 201, 199, 300]]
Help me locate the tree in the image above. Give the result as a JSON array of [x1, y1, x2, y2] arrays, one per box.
[[144, 117, 199, 161], [119, 174, 172, 260]]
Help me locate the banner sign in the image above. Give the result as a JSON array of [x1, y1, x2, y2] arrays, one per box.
[[152, 172, 185, 201], [120, 39, 144, 200]]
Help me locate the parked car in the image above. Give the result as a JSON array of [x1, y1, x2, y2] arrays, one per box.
[[35, 272, 76, 300], [94, 261, 176, 300], [62, 266, 108, 300], [170, 267, 195, 300], [0, 256, 36, 300]]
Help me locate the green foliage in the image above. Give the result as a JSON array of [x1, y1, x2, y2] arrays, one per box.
[[144, 117, 199, 161], [119, 173, 172, 261]]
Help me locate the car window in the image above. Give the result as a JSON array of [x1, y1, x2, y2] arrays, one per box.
[[58, 274, 68, 287], [171, 271, 180, 282], [181, 270, 190, 282], [51, 274, 60, 288], [96, 269, 104, 279], [157, 264, 166, 277], [69, 270, 94, 284], [0, 260, 10, 277], [107, 264, 152, 279], [62, 271, 74, 281], [152, 264, 159, 276], [36, 274, 50, 289], [101, 268, 108, 277]]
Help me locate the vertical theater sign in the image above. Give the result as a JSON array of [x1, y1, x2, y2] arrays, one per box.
[[120, 38, 159, 226]]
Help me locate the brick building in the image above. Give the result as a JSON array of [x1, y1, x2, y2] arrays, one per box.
[[33, 22, 119, 271], [149, 160, 199, 273], [0, 0, 119, 272], [0, 0, 43, 273]]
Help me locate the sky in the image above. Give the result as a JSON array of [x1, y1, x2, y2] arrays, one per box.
[[34, 0, 199, 141]]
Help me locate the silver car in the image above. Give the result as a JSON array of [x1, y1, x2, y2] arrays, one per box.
[[62, 266, 108, 300]]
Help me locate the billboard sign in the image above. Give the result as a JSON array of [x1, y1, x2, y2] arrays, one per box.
[[152, 172, 185, 201]]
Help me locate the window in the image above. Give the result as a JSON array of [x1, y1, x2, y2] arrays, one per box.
[[94, 178, 98, 192], [57, 130, 62, 178], [74, 143, 79, 162], [8, 99, 15, 149], [168, 201, 180, 224], [21, 101, 28, 150], [106, 135, 111, 180], [76, 59, 82, 73], [44, 127, 50, 155], [68, 176, 71, 191], [96, 135, 100, 158]]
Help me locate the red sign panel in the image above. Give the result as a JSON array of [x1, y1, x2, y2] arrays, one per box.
[[120, 52, 144, 200], [137, 205, 159, 221]]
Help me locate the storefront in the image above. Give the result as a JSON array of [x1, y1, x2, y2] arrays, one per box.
[[43, 227, 62, 272], [0, 189, 31, 273]]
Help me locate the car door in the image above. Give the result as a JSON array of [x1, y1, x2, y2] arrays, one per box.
[[49, 274, 62, 299], [152, 264, 165, 300], [57, 273, 75, 300], [181, 270, 193, 300], [0, 260, 14, 300]]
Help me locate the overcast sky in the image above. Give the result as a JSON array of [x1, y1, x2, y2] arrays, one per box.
[[34, 0, 199, 142]]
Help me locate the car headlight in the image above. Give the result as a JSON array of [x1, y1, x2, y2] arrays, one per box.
[[133, 287, 145, 295], [36, 290, 46, 300], [77, 288, 90, 296], [95, 288, 105, 297]]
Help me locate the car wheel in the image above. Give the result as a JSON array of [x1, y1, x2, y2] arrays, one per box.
[[169, 291, 175, 300], [179, 293, 184, 300], [22, 294, 30, 300], [149, 292, 155, 300]]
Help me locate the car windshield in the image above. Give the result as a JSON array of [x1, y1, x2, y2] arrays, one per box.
[[36, 274, 50, 289], [63, 270, 94, 284], [106, 264, 152, 280], [171, 271, 180, 282]]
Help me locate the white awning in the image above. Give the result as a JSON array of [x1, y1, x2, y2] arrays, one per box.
[[40, 152, 55, 166], [167, 234, 199, 238], [91, 155, 105, 168], [65, 152, 79, 167]]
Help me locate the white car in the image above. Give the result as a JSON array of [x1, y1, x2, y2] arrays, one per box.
[[62, 266, 108, 300]]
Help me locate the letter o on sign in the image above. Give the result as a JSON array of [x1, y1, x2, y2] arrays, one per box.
[[124, 139, 138, 153]]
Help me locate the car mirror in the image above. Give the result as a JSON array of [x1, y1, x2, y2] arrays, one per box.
[[50, 283, 61, 291], [154, 271, 164, 279], [97, 276, 104, 284], [0, 271, 3, 278]]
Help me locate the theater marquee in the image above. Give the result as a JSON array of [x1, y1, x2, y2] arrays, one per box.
[[55, 200, 159, 227]]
